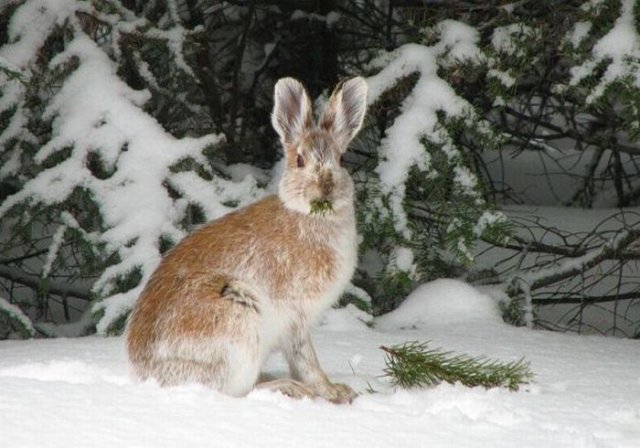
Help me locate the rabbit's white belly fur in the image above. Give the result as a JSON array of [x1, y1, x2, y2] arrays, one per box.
[[236, 220, 357, 391], [247, 219, 357, 352]]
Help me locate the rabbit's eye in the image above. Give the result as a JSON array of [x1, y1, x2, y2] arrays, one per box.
[[296, 154, 305, 168]]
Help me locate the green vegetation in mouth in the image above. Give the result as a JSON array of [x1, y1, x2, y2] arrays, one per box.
[[310, 200, 334, 216]]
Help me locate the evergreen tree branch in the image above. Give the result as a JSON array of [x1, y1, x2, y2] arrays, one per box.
[[381, 342, 533, 391], [0, 266, 91, 301], [0, 295, 36, 338]]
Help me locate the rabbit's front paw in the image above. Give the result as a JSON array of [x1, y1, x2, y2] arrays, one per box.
[[316, 382, 357, 404]]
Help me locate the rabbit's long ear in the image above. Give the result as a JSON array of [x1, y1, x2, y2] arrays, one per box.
[[319, 77, 368, 150], [272, 78, 313, 146]]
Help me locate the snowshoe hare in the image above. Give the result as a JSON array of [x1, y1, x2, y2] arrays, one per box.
[[126, 77, 368, 403]]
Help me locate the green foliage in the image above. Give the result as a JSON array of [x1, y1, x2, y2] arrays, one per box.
[[3, 0, 640, 337], [356, 39, 512, 313], [0, 63, 25, 85], [338, 291, 372, 314], [0, 302, 36, 338], [0, 0, 223, 336], [381, 341, 534, 391], [309, 200, 334, 216], [377, 270, 414, 314]]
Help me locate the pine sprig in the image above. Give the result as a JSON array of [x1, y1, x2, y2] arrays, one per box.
[[310, 200, 334, 216], [381, 341, 533, 391]]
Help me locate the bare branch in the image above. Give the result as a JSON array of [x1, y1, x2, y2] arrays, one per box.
[[0, 265, 91, 301]]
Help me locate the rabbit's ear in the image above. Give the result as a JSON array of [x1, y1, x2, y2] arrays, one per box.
[[320, 77, 368, 150], [272, 78, 313, 146]]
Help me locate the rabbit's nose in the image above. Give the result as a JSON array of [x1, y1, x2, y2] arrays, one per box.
[[319, 172, 334, 197]]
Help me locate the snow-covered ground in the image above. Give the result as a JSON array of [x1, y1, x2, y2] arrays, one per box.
[[1, 280, 639, 448]]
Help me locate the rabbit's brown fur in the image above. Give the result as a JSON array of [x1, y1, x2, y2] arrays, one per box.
[[126, 77, 368, 403]]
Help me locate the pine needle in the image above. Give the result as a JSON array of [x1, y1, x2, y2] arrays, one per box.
[[380, 341, 533, 391], [310, 200, 334, 216]]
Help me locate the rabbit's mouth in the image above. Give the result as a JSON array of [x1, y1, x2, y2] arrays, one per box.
[[309, 199, 334, 216]]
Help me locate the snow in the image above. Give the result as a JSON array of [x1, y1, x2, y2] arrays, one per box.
[[0, 296, 35, 337], [0, 1, 81, 167], [592, 0, 638, 61], [376, 279, 502, 329], [366, 42, 474, 239], [453, 165, 478, 194], [2, 4, 640, 443], [391, 246, 416, 273], [1, 291, 640, 447], [343, 283, 373, 305], [225, 163, 271, 184], [0, 1, 261, 334], [487, 68, 516, 88], [473, 210, 507, 237], [491, 23, 535, 56], [481, 145, 639, 207], [513, 222, 635, 289], [40, 219, 69, 279], [0, 0, 79, 70], [290, 9, 340, 27], [147, 27, 195, 77], [566, 21, 593, 48], [570, 0, 640, 102], [433, 20, 484, 66], [0, 139, 23, 179], [473, 205, 640, 335]]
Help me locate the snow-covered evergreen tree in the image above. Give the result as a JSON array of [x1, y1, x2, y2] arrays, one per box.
[[355, 29, 510, 313], [0, 0, 261, 336], [3, 0, 640, 337]]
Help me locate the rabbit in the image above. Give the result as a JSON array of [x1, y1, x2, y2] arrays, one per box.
[[126, 76, 368, 404]]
